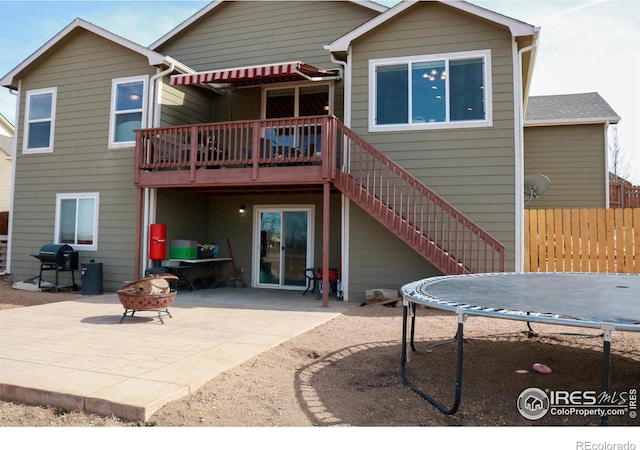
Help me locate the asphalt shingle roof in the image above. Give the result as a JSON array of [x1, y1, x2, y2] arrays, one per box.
[[525, 92, 620, 124]]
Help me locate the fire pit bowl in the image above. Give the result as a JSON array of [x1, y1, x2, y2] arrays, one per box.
[[117, 274, 178, 324], [117, 290, 177, 310]]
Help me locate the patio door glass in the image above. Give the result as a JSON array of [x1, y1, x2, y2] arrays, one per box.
[[254, 207, 313, 289]]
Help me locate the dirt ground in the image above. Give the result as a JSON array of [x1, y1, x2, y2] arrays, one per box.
[[0, 277, 638, 431]]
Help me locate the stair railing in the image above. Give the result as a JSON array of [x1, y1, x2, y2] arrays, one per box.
[[330, 119, 505, 274]]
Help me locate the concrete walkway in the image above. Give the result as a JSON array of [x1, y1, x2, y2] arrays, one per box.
[[0, 288, 353, 422]]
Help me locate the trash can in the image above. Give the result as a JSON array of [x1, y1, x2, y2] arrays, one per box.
[[81, 260, 103, 295]]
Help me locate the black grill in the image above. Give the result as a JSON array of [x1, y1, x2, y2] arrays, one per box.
[[32, 243, 79, 292], [34, 244, 78, 269]]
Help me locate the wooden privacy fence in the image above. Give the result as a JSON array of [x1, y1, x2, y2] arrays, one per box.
[[610, 184, 640, 208], [525, 208, 639, 274], [0, 211, 7, 235]]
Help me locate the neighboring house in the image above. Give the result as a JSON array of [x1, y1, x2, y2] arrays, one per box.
[[0, 113, 14, 212], [0, 0, 615, 300], [608, 172, 638, 209], [524, 93, 620, 209], [609, 172, 632, 186]]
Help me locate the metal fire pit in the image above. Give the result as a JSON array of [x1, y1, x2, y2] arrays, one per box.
[[117, 274, 179, 324]]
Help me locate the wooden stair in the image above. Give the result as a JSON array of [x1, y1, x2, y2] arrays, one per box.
[[330, 120, 505, 275]]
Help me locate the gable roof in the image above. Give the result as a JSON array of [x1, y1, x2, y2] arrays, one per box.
[[0, 18, 188, 90], [149, 0, 388, 50], [0, 114, 14, 138], [609, 172, 633, 185], [525, 92, 621, 126], [326, 0, 538, 54]]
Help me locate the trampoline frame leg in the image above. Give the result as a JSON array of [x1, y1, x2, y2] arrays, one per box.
[[401, 302, 618, 425], [401, 300, 466, 415], [600, 325, 613, 426]]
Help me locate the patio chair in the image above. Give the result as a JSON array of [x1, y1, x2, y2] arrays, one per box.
[[303, 267, 319, 296], [316, 266, 342, 300]]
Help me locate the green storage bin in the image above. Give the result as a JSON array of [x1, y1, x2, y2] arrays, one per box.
[[170, 240, 198, 259]]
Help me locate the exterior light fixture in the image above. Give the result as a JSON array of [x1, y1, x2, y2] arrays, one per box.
[[239, 205, 246, 213]]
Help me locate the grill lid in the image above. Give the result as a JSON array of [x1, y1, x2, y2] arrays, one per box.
[[34, 243, 75, 264]]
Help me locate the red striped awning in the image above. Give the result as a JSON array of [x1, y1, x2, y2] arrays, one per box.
[[170, 61, 340, 86]]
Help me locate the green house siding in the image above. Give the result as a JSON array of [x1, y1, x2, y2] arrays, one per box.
[[213, 87, 263, 122], [11, 29, 156, 290], [155, 190, 342, 287], [156, 1, 376, 124], [524, 124, 608, 209], [160, 81, 213, 126], [346, 1, 518, 290], [156, 1, 378, 71], [348, 205, 441, 298]]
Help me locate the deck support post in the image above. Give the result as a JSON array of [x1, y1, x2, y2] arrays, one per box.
[[322, 182, 330, 307], [135, 187, 144, 280]]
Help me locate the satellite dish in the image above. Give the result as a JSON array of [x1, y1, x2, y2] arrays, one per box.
[[524, 173, 550, 205]]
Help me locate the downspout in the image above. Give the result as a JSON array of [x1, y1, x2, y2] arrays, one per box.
[[148, 63, 174, 128], [3, 87, 19, 277], [329, 53, 349, 125], [141, 63, 174, 276], [604, 120, 611, 208], [515, 33, 539, 272], [330, 50, 350, 301]]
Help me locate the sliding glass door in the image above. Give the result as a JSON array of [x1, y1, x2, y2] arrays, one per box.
[[254, 206, 314, 289]]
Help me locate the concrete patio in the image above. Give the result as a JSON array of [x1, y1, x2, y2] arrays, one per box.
[[0, 288, 353, 422]]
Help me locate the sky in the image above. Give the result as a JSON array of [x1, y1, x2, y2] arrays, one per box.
[[0, 0, 639, 183]]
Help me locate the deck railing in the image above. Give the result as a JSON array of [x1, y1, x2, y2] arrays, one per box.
[[135, 116, 329, 180], [135, 116, 505, 274]]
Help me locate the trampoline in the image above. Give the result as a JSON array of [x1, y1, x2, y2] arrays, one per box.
[[400, 272, 640, 425]]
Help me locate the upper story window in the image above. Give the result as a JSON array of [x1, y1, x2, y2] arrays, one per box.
[[54, 192, 99, 251], [369, 50, 492, 131], [109, 75, 147, 148], [24, 87, 57, 153]]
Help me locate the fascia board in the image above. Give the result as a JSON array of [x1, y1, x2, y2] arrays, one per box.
[[328, 0, 536, 53], [163, 56, 196, 75], [524, 116, 621, 127], [445, 1, 536, 36], [149, 0, 224, 50], [151, 0, 387, 51], [1, 18, 171, 88]]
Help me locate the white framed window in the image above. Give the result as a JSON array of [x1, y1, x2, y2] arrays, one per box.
[[23, 87, 57, 153], [108, 75, 148, 148], [54, 193, 99, 251], [369, 50, 492, 131]]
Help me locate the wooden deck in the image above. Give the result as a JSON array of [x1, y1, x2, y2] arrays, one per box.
[[134, 116, 505, 280], [134, 116, 336, 191]]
